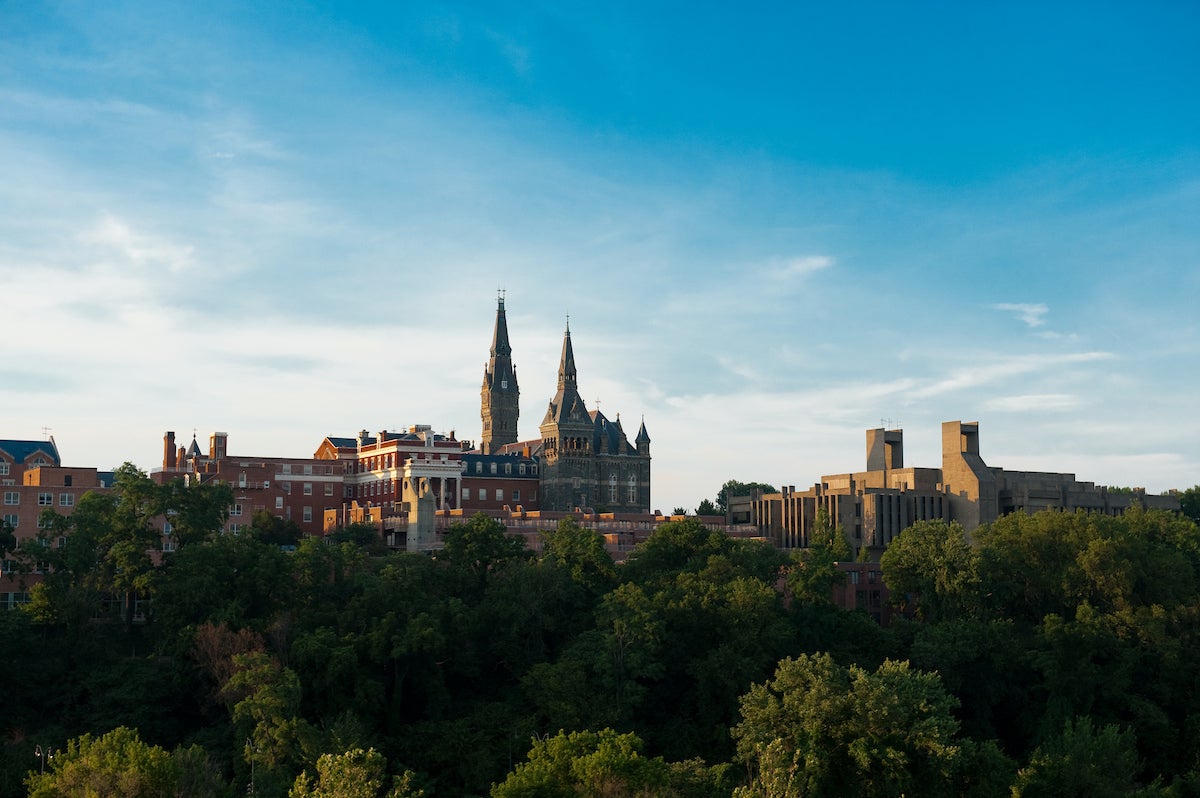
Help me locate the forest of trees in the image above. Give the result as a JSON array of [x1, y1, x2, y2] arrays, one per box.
[[3, 465, 1200, 796]]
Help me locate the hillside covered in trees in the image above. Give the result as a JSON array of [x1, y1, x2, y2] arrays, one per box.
[[3, 465, 1200, 796]]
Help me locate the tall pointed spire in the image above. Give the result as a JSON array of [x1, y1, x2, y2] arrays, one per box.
[[481, 292, 519, 454], [490, 291, 512, 359], [557, 317, 577, 391]]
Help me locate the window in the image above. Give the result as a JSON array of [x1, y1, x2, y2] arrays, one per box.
[[476, 462, 483, 474], [478, 488, 486, 500], [229, 524, 242, 534], [275, 496, 284, 509], [163, 521, 173, 534], [495, 489, 503, 501], [59, 493, 74, 507], [3, 492, 17, 506], [162, 540, 176, 553], [609, 475, 618, 503], [230, 503, 243, 516], [2, 514, 17, 528], [0, 462, 8, 476], [282, 464, 292, 475], [325, 483, 334, 496], [512, 490, 520, 502], [627, 476, 637, 504], [519, 463, 525, 475], [504, 463, 511, 475], [304, 464, 313, 475], [461, 487, 470, 499], [303, 483, 313, 495], [490, 463, 497, 475], [38, 492, 53, 506], [303, 507, 313, 523], [63, 475, 72, 487], [282, 482, 291, 494]]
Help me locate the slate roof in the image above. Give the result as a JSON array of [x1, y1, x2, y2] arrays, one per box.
[[0, 438, 62, 466]]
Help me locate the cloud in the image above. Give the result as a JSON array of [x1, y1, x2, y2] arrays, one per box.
[[910, 351, 1113, 399], [992, 302, 1049, 328], [768, 255, 834, 280], [81, 214, 195, 273], [984, 393, 1081, 412]]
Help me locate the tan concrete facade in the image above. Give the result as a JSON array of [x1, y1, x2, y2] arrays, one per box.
[[748, 421, 1181, 554]]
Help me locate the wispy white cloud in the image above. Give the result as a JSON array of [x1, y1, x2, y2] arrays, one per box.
[[992, 302, 1049, 327], [81, 214, 195, 273], [984, 393, 1081, 412], [767, 255, 834, 280], [910, 351, 1113, 399]]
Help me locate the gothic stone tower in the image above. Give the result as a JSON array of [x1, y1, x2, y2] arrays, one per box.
[[538, 321, 595, 509], [481, 295, 520, 454], [538, 321, 651, 512]]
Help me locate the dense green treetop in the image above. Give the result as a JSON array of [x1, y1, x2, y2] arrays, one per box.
[[715, 480, 778, 514]]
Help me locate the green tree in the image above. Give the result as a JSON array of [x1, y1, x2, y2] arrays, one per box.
[[161, 477, 233, 547], [291, 748, 424, 798], [621, 518, 734, 585], [715, 480, 778, 515], [540, 516, 617, 595], [787, 508, 851, 605], [439, 513, 530, 591], [880, 519, 979, 622], [696, 499, 719, 516], [250, 508, 304, 546], [1012, 717, 1147, 798], [223, 651, 318, 795], [732, 653, 968, 798], [491, 728, 673, 798], [24, 726, 225, 798], [1180, 486, 1200, 525]]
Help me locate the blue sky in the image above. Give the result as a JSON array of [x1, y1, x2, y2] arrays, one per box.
[[2, 1, 1197, 512]]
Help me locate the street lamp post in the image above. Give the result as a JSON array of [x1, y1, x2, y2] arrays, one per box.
[[34, 745, 50, 774], [245, 737, 256, 796]]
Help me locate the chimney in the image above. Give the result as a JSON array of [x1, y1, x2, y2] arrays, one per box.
[[164, 431, 177, 469], [210, 432, 228, 460]]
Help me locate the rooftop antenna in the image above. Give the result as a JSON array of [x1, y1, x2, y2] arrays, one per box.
[[880, 418, 901, 429], [41, 426, 52, 439]]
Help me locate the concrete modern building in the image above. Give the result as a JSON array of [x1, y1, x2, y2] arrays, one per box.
[[746, 420, 1180, 555]]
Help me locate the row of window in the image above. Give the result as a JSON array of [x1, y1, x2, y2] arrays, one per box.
[[231, 503, 316, 523], [461, 488, 520, 502], [469, 461, 536, 476], [3, 492, 76, 507], [0, 458, 49, 476], [279, 464, 336, 476]]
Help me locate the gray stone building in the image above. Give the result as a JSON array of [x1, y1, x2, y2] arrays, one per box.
[[479, 299, 651, 513]]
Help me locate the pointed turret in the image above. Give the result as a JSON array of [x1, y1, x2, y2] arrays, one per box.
[[481, 294, 520, 454], [557, 319, 577, 391], [636, 417, 651, 455]]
